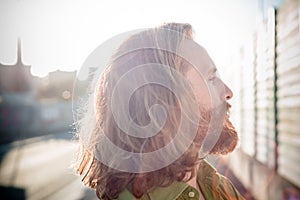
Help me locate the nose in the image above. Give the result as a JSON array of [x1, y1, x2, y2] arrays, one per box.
[[224, 83, 233, 100]]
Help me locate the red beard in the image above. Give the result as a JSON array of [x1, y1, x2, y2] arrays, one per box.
[[196, 103, 238, 156]]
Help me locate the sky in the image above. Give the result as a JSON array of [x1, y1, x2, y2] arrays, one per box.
[[0, 0, 258, 78]]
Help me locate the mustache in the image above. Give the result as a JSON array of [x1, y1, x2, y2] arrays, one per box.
[[226, 103, 232, 114], [227, 103, 232, 110], [199, 102, 232, 123]]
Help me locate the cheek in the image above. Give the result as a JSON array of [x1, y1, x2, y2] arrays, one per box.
[[191, 78, 212, 109], [206, 79, 226, 105]]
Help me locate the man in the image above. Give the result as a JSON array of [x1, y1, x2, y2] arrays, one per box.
[[74, 23, 244, 200]]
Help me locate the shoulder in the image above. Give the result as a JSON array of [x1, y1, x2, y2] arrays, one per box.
[[197, 160, 245, 200], [118, 160, 245, 200], [118, 181, 190, 200]]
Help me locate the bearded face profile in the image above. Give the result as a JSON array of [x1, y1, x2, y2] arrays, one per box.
[[74, 23, 239, 200]]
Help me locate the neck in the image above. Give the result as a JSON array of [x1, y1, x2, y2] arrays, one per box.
[[186, 163, 205, 200]]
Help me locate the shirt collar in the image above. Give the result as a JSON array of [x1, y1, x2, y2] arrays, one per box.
[[118, 159, 215, 200]]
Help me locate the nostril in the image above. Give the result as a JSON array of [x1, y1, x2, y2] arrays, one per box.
[[225, 85, 233, 100]]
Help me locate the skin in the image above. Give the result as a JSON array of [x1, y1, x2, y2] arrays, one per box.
[[182, 39, 234, 199], [182, 39, 233, 108]]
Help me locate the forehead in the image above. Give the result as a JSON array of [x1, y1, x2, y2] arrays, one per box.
[[178, 39, 216, 76]]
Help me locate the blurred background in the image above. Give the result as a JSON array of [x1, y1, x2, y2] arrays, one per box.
[[0, 0, 299, 199]]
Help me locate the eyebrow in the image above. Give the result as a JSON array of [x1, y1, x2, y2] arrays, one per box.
[[209, 68, 217, 74]]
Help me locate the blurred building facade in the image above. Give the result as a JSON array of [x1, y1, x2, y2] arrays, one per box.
[[226, 0, 300, 199], [35, 70, 76, 101]]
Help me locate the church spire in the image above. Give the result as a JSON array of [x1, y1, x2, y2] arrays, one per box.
[[17, 37, 22, 65]]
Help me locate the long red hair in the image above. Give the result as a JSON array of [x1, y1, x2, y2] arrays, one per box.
[[74, 23, 204, 199]]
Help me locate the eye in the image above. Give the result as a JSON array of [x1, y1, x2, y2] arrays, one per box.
[[208, 76, 217, 81], [208, 76, 221, 87]]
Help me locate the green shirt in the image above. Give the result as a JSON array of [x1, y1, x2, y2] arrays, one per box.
[[118, 160, 245, 200]]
